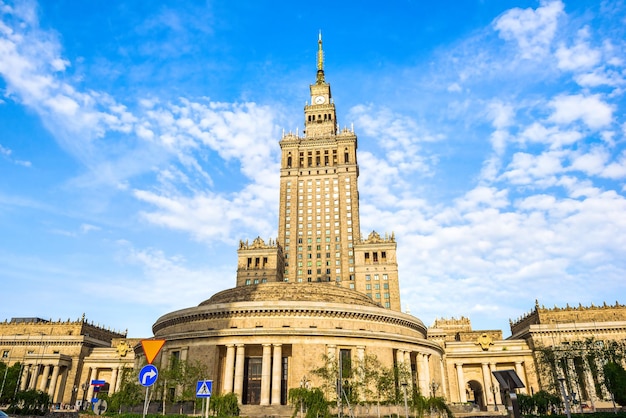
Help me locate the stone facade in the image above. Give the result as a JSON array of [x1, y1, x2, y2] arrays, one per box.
[[0, 316, 136, 408]]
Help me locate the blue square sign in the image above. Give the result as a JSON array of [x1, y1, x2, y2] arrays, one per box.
[[196, 380, 212, 398]]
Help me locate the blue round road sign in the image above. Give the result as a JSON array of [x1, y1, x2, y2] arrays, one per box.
[[139, 364, 158, 387]]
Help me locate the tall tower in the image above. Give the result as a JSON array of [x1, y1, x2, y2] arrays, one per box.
[[277, 33, 361, 287], [238, 34, 401, 311]]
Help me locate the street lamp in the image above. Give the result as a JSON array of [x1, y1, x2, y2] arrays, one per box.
[[401, 382, 409, 418], [430, 380, 439, 397], [81, 383, 89, 410], [299, 376, 309, 418]]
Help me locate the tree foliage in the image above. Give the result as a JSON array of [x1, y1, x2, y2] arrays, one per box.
[[603, 361, 626, 406], [102, 368, 143, 413], [410, 390, 453, 418], [517, 390, 561, 415], [208, 392, 239, 417], [288, 387, 329, 418], [8, 389, 50, 415], [157, 358, 206, 414], [0, 361, 22, 404]]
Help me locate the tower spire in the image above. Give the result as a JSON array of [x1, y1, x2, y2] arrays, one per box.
[[316, 31, 325, 84]]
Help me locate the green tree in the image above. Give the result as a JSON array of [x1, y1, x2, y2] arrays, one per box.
[[288, 387, 329, 418], [105, 368, 143, 413], [159, 358, 206, 414], [533, 390, 561, 415], [0, 361, 21, 404], [209, 392, 239, 417], [8, 389, 50, 415], [411, 390, 453, 418], [603, 361, 626, 406]]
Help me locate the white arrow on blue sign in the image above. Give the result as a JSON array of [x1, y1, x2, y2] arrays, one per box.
[[139, 364, 158, 387], [196, 380, 212, 398]]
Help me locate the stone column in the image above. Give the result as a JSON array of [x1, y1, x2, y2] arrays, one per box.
[[39, 364, 50, 392], [356, 346, 366, 402], [233, 344, 245, 401], [481, 363, 492, 406], [110, 367, 119, 394], [440, 358, 448, 398], [115, 366, 124, 392], [20, 365, 30, 391], [404, 351, 414, 390], [515, 362, 526, 394], [87, 368, 97, 402], [271, 344, 282, 405], [28, 365, 39, 390], [582, 357, 597, 410], [223, 345, 235, 393], [422, 354, 431, 395], [48, 365, 60, 401], [260, 344, 272, 405], [456, 363, 467, 403], [490, 363, 499, 406]]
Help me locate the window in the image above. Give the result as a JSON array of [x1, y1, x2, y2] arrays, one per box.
[[2, 350, 9, 358], [170, 350, 181, 366], [340, 349, 352, 378], [365, 275, 371, 281], [366, 284, 371, 290], [245, 279, 251, 285]]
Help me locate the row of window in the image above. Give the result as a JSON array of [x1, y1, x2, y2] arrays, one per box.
[[367, 292, 391, 299], [285, 148, 351, 168], [365, 274, 389, 281], [365, 283, 389, 290], [245, 278, 268, 285]]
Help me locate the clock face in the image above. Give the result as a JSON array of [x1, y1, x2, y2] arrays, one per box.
[[314, 96, 325, 104]]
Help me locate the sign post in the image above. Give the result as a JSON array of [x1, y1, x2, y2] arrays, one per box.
[[196, 380, 212, 418], [139, 339, 166, 418]]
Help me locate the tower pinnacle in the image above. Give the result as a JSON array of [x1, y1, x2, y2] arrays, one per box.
[[316, 31, 325, 84]]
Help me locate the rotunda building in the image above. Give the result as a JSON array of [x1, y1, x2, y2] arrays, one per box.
[[152, 282, 444, 406]]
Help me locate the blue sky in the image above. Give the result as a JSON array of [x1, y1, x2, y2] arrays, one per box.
[[1, 0, 625, 338]]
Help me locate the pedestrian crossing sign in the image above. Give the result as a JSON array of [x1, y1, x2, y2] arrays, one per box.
[[196, 380, 212, 398]]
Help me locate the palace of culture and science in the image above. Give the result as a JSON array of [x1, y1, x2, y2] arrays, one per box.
[[1, 35, 625, 416]]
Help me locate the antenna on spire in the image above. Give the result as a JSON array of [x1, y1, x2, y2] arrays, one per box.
[[316, 31, 325, 84]]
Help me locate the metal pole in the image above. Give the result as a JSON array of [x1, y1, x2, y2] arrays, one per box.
[[0, 359, 9, 399], [142, 386, 150, 418], [402, 383, 409, 418]]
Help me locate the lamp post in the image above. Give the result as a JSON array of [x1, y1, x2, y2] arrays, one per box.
[[401, 382, 409, 418], [81, 383, 89, 410], [557, 376, 571, 418], [430, 380, 439, 397], [299, 375, 308, 418]]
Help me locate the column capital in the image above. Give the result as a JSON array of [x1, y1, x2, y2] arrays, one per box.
[[273, 343, 282, 348]]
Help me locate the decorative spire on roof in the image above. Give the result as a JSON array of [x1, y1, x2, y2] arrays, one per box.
[[316, 31, 325, 85]]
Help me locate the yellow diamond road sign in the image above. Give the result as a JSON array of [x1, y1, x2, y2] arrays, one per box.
[[141, 339, 166, 364]]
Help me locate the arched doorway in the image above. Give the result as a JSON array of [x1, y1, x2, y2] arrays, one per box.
[[467, 380, 485, 410]]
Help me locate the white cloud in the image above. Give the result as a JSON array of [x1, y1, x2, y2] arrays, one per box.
[[555, 27, 601, 71], [494, 0, 564, 59], [548, 94, 613, 129]]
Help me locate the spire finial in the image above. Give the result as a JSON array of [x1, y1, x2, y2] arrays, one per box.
[[316, 31, 325, 84]]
